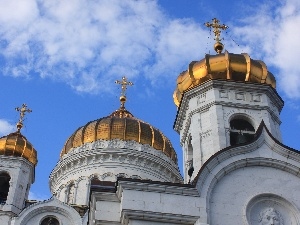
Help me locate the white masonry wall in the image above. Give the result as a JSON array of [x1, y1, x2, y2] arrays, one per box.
[[174, 80, 284, 183], [89, 180, 201, 225], [0, 156, 34, 215]]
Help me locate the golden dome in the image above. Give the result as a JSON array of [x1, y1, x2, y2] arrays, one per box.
[[60, 107, 178, 163], [0, 132, 37, 165], [173, 51, 276, 106]]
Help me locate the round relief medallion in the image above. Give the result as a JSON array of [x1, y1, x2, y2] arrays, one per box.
[[246, 194, 300, 225]]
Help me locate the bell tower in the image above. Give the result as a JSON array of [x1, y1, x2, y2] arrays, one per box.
[[173, 19, 284, 183], [0, 104, 37, 223]]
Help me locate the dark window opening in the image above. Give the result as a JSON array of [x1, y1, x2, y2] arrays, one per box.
[[0, 173, 10, 205], [230, 119, 255, 146], [41, 217, 59, 225], [90, 178, 115, 192]]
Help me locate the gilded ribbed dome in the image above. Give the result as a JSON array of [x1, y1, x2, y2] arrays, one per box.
[[0, 132, 37, 165], [60, 107, 177, 163], [173, 51, 276, 106]]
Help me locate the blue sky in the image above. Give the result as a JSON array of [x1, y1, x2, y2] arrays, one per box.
[[0, 0, 300, 200]]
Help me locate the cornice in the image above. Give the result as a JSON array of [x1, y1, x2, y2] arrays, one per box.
[[121, 209, 199, 225], [116, 180, 199, 199]]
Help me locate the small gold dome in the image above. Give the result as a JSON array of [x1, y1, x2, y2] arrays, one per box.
[[0, 132, 37, 165], [60, 107, 178, 163], [173, 51, 276, 106]]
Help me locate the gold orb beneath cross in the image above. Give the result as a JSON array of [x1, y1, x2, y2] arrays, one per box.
[[120, 95, 126, 103]]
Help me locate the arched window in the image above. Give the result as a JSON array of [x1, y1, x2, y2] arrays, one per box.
[[67, 183, 75, 204], [40, 216, 59, 225], [230, 118, 255, 146], [185, 137, 194, 182], [0, 172, 10, 205]]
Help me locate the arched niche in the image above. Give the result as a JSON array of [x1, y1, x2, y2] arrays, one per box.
[[67, 182, 75, 205], [40, 216, 60, 225]]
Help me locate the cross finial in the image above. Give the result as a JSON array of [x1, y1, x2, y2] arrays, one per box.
[[204, 18, 228, 54], [15, 103, 32, 132], [115, 76, 133, 108]]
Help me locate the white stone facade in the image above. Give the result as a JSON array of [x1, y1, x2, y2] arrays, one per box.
[[194, 123, 300, 225], [89, 180, 200, 225], [1, 80, 300, 225], [174, 80, 284, 183], [0, 156, 34, 215]]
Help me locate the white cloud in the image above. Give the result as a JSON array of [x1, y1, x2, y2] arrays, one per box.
[[1, 0, 299, 99], [231, 0, 300, 99], [0, 0, 207, 93], [0, 119, 14, 136]]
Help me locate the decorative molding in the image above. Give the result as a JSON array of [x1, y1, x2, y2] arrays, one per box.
[[200, 130, 212, 139], [121, 209, 199, 225], [236, 92, 245, 100], [50, 140, 183, 194], [179, 100, 281, 146], [219, 90, 228, 98], [117, 180, 199, 199], [197, 93, 207, 105], [174, 80, 283, 134], [252, 93, 261, 102]]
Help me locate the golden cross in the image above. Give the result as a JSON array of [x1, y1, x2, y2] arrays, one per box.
[[15, 103, 32, 132], [204, 18, 228, 43], [115, 76, 134, 97]]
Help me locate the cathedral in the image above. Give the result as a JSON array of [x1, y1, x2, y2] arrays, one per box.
[[1, 18, 300, 225]]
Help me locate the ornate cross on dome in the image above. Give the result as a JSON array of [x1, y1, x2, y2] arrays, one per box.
[[115, 76, 133, 108], [115, 76, 134, 97], [15, 103, 32, 132], [204, 18, 228, 54]]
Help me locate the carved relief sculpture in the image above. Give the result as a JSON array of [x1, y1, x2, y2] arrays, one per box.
[[259, 208, 283, 225]]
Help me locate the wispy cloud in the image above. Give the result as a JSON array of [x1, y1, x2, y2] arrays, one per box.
[[231, 0, 300, 99], [0, 119, 14, 136], [0, 0, 205, 93], [0, 0, 299, 99]]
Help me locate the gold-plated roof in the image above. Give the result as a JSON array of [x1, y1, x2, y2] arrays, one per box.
[[60, 109, 177, 163], [0, 132, 37, 165], [173, 51, 276, 106], [0, 103, 37, 165]]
